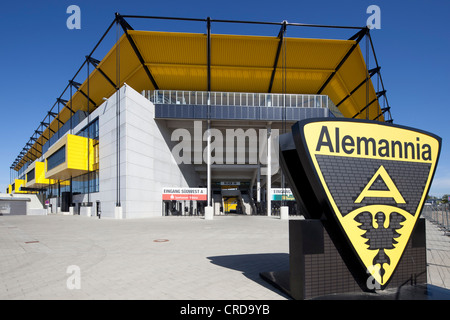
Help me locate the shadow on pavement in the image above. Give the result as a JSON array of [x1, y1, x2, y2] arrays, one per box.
[[207, 253, 291, 299]]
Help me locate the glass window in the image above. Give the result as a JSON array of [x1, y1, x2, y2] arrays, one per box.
[[76, 117, 99, 140], [60, 179, 70, 194], [72, 173, 86, 194], [47, 146, 66, 171], [44, 182, 58, 199], [26, 168, 35, 182], [72, 170, 99, 194]]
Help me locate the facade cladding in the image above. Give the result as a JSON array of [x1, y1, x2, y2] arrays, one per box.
[[7, 15, 392, 219]]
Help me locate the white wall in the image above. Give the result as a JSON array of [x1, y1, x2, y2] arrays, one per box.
[[95, 85, 126, 218], [11, 85, 201, 219], [0, 193, 46, 215], [97, 85, 201, 218]]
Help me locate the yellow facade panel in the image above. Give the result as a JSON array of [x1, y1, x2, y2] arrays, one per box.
[[45, 134, 96, 181], [66, 134, 96, 170], [13, 179, 26, 194], [25, 161, 55, 188]]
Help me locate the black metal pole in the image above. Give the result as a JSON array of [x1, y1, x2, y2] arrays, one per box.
[[268, 21, 287, 93], [120, 14, 365, 30], [206, 17, 211, 207], [207, 17, 211, 93], [116, 17, 121, 207], [87, 59, 90, 205], [57, 102, 60, 139], [69, 83, 73, 132], [365, 28, 370, 120]]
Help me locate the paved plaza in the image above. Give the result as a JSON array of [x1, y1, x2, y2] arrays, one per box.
[[0, 214, 449, 300]]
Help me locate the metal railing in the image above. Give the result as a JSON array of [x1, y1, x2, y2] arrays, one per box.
[[144, 90, 330, 109], [422, 204, 450, 233]]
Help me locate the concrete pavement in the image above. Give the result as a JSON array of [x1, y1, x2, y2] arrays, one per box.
[[0, 214, 449, 300]]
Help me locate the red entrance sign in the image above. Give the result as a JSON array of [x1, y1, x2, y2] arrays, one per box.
[[162, 188, 207, 201]]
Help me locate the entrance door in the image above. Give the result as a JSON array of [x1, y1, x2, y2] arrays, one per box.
[[223, 196, 239, 214], [221, 183, 240, 214]]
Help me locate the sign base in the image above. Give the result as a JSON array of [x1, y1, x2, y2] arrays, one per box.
[[259, 271, 450, 299], [204, 206, 214, 220], [259, 218, 446, 300]]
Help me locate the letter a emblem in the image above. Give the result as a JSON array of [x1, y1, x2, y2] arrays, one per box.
[[284, 118, 441, 288], [355, 166, 405, 204]]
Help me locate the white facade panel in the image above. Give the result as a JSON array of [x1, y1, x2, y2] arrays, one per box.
[[94, 84, 198, 218]]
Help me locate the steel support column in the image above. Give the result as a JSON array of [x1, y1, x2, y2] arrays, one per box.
[[266, 125, 272, 217], [207, 17, 211, 92], [206, 17, 212, 209]]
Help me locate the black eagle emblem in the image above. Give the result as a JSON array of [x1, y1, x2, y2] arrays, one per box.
[[354, 211, 406, 283]]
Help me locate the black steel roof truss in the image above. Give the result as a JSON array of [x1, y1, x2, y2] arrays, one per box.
[[48, 111, 64, 125], [117, 15, 159, 90], [317, 28, 367, 95], [268, 21, 287, 93], [68, 81, 97, 108], [69, 80, 82, 89], [351, 97, 378, 118], [336, 66, 380, 107], [57, 98, 76, 114], [86, 56, 117, 90]]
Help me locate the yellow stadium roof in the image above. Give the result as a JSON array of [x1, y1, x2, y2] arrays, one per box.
[[12, 16, 391, 171]]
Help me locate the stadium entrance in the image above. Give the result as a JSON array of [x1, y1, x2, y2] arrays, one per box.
[[216, 182, 254, 215]]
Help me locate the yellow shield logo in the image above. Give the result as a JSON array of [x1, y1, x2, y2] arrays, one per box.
[[293, 119, 441, 287]]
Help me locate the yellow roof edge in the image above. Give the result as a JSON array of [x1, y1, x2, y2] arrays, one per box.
[[129, 29, 357, 45]]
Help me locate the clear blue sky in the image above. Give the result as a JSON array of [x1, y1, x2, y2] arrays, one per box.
[[1, 0, 449, 197]]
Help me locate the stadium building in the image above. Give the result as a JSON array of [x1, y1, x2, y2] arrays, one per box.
[[5, 14, 392, 219]]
